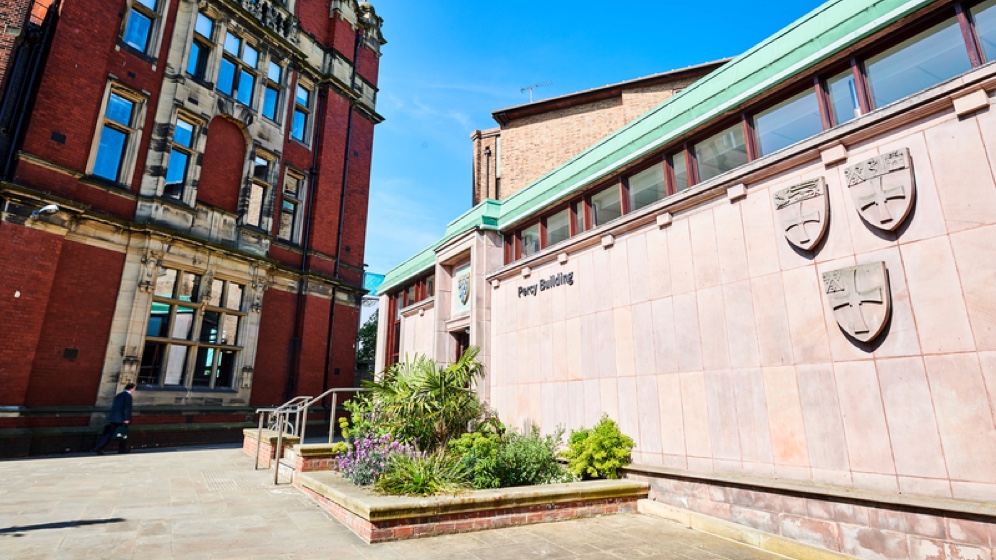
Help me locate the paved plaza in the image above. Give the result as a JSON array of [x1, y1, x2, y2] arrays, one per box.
[[0, 446, 788, 560]]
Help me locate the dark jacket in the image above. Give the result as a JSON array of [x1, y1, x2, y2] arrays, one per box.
[[106, 390, 133, 424]]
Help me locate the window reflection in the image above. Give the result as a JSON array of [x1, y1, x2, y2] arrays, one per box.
[[865, 17, 970, 109], [520, 223, 541, 258], [754, 89, 823, 156], [546, 208, 571, 246], [627, 164, 666, 211], [694, 124, 748, 183], [591, 185, 622, 226]]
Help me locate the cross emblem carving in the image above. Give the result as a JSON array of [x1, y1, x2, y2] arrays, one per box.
[[783, 205, 822, 245], [773, 177, 828, 251], [826, 269, 883, 334], [822, 262, 891, 343], [857, 179, 906, 226], [844, 148, 915, 232]]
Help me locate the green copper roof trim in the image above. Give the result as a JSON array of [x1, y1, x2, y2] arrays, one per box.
[[380, 199, 501, 292], [381, 0, 937, 294], [496, 0, 933, 227]]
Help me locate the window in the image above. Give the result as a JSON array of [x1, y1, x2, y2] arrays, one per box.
[[123, 0, 161, 54], [92, 89, 144, 184], [218, 32, 259, 106], [627, 164, 666, 212], [292, 82, 313, 142], [694, 123, 748, 183], [520, 222, 541, 258], [546, 207, 571, 246], [669, 151, 689, 193], [864, 16, 970, 109], [973, 0, 996, 61], [753, 89, 824, 156], [278, 171, 305, 242], [573, 201, 585, 235], [247, 152, 275, 228], [263, 61, 283, 121], [140, 267, 246, 389], [426, 275, 435, 298], [187, 12, 214, 81], [590, 184, 622, 226], [164, 116, 196, 200], [826, 68, 861, 125]]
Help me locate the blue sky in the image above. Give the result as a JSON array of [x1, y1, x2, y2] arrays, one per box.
[[363, 0, 828, 276]]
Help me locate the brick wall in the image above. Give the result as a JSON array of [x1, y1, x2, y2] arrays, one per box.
[[471, 129, 499, 205], [198, 116, 247, 214], [0, 224, 64, 408], [25, 240, 124, 406], [0, 0, 32, 91]]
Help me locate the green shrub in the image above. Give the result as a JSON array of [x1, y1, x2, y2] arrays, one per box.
[[563, 415, 635, 480], [329, 441, 348, 456], [374, 451, 469, 496], [365, 348, 485, 452], [494, 426, 569, 487], [448, 432, 503, 489], [338, 394, 389, 442]]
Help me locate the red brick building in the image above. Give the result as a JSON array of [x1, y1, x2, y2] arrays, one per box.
[[0, 0, 385, 457]]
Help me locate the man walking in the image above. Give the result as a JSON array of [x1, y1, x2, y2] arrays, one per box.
[[93, 383, 135, 455]]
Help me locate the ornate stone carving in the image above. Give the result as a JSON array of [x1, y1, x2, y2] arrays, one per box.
[[139, 250, 164, 292], [250, 266, 273, 313], [457, 274, 470, 306], [358, 2, 385, 47], [773, 177, 829, 252], [822, 262, 891, 343], [239, 0, 299, 44], [844, 148, 915, 232]]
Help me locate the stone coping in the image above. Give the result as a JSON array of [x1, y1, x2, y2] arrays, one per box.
[[624, 463, 996, 519], [298, 471, 649, 523], [292, 443, 341, 457], [242, 429, 300, 446]]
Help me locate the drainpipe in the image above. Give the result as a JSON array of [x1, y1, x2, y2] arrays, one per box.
[[284, 76, 329, 402], [321, 26, 363, 418], [2, 0, 60, 181]]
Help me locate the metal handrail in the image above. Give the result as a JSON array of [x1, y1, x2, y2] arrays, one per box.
[[298, 387, 370, 445], [252, 388, 369, 485], [253, 396, 311, 471]]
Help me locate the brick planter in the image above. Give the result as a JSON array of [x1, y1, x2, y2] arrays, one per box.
[[295, 471, 649, 543]]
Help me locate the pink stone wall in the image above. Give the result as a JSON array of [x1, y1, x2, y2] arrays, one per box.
[[488, 100, 996, 504]]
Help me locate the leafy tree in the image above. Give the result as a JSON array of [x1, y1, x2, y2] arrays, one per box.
[[355, 310, 378, 366]]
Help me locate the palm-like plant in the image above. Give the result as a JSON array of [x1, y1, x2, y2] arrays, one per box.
[[365, 347, 485, 452]]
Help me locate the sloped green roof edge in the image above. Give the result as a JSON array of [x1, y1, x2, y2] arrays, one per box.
[[380, 199, 501, 292], [380, 0, 934, 294]]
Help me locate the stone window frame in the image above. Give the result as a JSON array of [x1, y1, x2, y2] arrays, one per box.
[[290, 75, 315, 145], [119, 0, 171, 60], [244, 148, 278, 230], [85, 81, 148, 188], [217, 29, 262, 109], [139, 266, 249, 391], [261, 58, 287, 124], [277, 168, 307, 244], [185, 8, 218, 84], [161, 111, 204, 205]]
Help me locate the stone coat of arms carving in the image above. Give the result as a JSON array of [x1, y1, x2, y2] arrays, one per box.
[[822, 262, 891, 343], [773, 177, 829, 251], [844, 148, 915, 232], [458, 276, 470, 306]]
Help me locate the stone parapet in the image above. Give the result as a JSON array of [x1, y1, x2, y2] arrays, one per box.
[[628, 467, 996, 560]]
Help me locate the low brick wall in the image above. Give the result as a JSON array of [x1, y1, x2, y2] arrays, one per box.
[[289, 444, 340, 473], [241, 429, 299, 469], [296, 472, 648, 543], [626, 466, 996, 560]]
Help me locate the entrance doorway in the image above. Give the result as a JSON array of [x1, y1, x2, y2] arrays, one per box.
[[452, 329, 470, 361]]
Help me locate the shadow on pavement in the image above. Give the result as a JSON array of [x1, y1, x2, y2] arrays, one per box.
[[0, 517, 127, 537]]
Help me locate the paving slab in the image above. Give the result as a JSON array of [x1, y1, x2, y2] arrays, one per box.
[[0, 446, 790, 559]]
